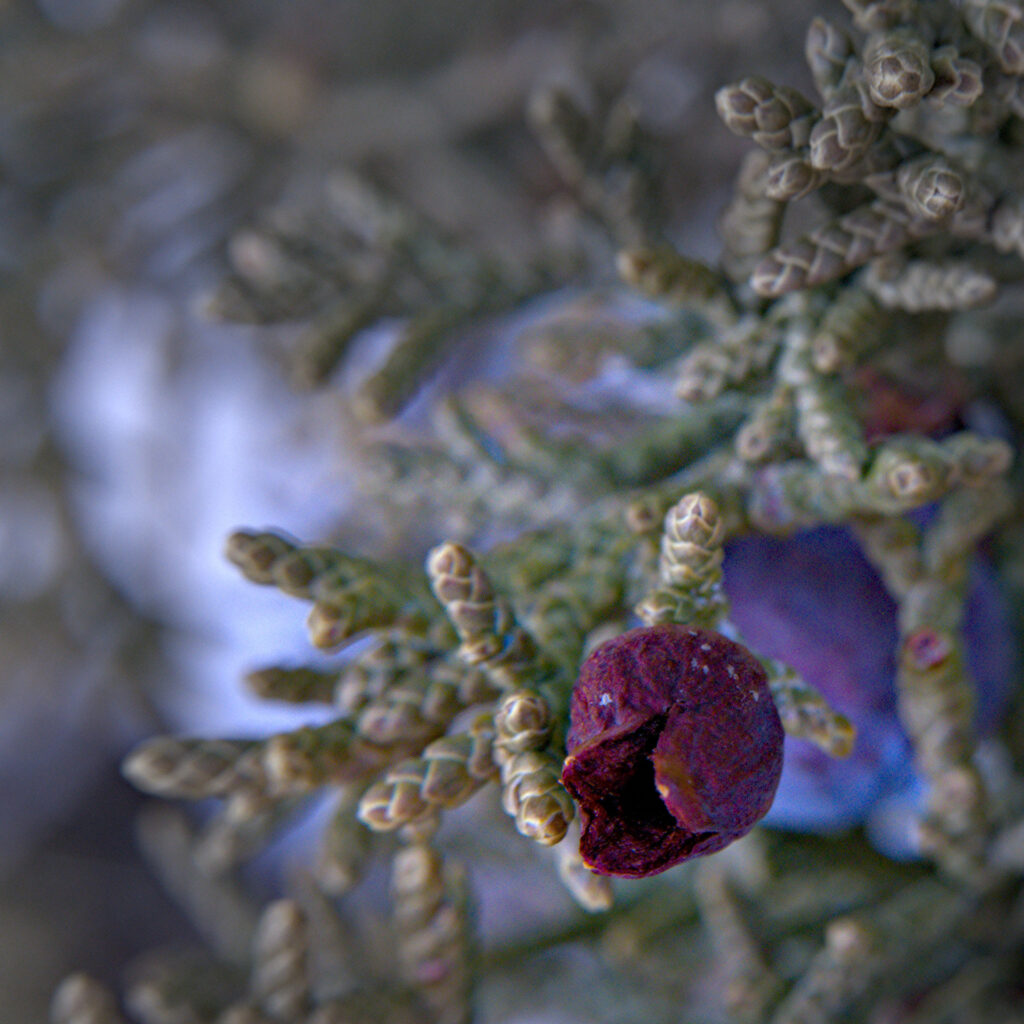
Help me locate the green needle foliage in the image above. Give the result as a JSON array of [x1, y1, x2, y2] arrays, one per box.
[[49, 1, 1024, 1022]]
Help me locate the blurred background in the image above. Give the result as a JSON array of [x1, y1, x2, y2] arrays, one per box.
[[0, 0, 825, 1018]]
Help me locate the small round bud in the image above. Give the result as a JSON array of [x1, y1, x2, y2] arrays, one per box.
[[928, 47, 983, 106], [865, 29, 935, 109], [671, 493, 722, 548], [808, 96, 880, 172], [495, 690, 553, 753], [869, 440, 947, 504], [898, 156, 964, 220], [226, 530, 295, 583], [715, 77, 813, 150]]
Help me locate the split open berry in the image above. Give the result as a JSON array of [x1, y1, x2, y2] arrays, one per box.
[[560, 624, 784, 878]]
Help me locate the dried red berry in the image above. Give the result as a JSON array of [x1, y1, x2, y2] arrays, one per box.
[[561, 624, 783, 878]]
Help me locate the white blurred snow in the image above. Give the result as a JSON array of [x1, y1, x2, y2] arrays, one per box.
[[51, 285, 355, 734]]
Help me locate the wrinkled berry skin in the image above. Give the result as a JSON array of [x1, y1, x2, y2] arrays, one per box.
[[561, 624, 784, 878]]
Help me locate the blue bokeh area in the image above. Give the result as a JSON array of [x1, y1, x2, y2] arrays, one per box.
[[722, 526, 1016, 856]]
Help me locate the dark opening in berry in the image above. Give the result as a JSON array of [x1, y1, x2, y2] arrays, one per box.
[[561, 624, 784, 878]]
